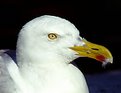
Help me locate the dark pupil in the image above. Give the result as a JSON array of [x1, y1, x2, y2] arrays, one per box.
[[52, 35, 55, 37]]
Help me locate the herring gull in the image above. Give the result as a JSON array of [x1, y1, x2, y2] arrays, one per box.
[[0, 15, 113, 93]]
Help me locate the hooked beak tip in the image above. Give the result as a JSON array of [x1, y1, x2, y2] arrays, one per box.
[[102, 58, 113, 67]]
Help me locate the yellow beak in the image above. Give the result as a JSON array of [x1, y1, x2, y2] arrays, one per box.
[[70, 39, 113, 64]]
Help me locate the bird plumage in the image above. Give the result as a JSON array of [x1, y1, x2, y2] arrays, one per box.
[[0, 15, 112, 93]]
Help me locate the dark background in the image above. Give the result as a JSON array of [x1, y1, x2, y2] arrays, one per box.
[[0, 0, 121, 74]]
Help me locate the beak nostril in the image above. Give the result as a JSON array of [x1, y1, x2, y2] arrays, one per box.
[[91, 48, 99, 51]]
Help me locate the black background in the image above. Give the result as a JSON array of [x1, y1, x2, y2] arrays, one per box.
[[0, 0, 121, 74]]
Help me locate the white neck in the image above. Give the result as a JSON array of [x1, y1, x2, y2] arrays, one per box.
[[15, 48, 88, 93]]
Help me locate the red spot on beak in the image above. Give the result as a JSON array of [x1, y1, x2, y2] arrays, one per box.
[[96, 55, 105, 62]]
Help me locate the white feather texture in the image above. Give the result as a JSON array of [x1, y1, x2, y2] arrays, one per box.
[[0, 15, 89, 93]]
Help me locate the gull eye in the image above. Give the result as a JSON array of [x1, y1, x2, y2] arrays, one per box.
[[48, 33, 58, 40]]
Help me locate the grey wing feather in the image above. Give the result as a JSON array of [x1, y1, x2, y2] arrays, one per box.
[[0, 50, 17, 93]]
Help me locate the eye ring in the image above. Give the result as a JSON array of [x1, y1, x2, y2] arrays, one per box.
[[48, 33, 58, 40]]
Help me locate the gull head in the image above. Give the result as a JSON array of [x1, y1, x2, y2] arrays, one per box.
[[17, 15, 113, 65]]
